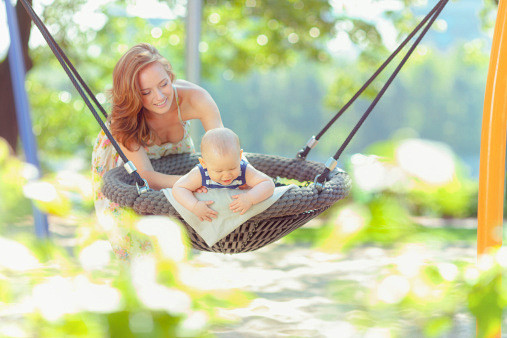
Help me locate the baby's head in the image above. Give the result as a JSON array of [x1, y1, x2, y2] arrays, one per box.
[[200, 127, 241, 160], [199, 128, 243, 185]]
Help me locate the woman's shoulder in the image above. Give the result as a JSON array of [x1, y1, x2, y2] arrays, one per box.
[[174, 79, 209, 98], [174, 80, 216, 114]]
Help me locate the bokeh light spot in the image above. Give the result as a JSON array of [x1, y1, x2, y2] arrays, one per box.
[[208, 13, 220, 24], [309, 27, 320, 38], [151, 27, 162, 39], [288, 33, 299, 44], [257, 34, 268, 46]]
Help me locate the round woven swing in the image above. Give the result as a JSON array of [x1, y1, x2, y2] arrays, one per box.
[[19, 0, 448, 254], [102, 152, 351, 254]]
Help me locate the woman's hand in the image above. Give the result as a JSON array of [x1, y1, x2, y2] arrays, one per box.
[[193, 186, 208, 193]]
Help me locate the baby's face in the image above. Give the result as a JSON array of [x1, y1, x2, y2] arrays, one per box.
[[203, 152, 242, 186]]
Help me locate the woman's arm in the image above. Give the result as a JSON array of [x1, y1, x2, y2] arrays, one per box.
[[180, 82, 224, 131], [119, 143, 181, 190], [194, 89, 224, 131]]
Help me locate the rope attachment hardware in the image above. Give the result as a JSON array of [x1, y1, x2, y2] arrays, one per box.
[[325, 157, 338, 172], [313, 174, 325, 192], [125, 161, 150, 194], [136, 179, 150, 195], [123, 161, 137, 174], [313, 157, 338, 192], [297, 136, 318, 159]]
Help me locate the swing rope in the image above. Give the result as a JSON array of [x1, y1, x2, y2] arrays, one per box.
[[308, 0, 449, 187], [19, 0, 146, 189], [298, 0, 449, 160]]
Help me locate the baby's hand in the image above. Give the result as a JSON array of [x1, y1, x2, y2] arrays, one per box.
[[230, 194, 253, 215], [192, 200, 217, 222], [193, 186, 208, 193]]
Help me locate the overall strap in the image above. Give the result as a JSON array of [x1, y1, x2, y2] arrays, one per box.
[[238, 159, 248, 185], [197, 164, 208, 187]]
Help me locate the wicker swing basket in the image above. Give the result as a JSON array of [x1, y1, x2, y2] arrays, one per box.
[[102, 152, 351, 254]]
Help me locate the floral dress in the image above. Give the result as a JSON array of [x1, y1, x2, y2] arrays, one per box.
[[91, 86, 195, 260]]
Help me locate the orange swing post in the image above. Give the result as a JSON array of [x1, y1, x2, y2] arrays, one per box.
[[478, 0, 507, 336]]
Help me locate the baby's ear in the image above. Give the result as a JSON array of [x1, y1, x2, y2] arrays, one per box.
[[198, 157, 206, 168]]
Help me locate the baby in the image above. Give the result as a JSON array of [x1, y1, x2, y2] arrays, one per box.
[[172, 128, 275, 222]]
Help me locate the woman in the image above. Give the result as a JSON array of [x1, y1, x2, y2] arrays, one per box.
[[91, 43, 223, 259]]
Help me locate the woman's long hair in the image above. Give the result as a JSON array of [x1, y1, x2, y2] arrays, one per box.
[[109, 43, 175, 151]]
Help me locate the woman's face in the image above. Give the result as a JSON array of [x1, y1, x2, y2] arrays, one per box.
[[138, 62, 174, 116]]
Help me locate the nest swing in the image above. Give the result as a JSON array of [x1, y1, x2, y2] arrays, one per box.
[[102, 152, 351, 253]]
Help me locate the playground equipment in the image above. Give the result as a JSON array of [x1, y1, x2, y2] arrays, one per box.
[[4, 0, 48, 238], [477, 0, 506, 336]]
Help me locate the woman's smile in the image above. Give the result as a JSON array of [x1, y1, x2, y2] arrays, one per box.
[[154, 97, 168, 107]]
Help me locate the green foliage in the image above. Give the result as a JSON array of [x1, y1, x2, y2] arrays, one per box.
[[353, 262, 467, 336], [478, 0, 500, 33], [26, 78, 98, 163], [314, 195, 417, 253], [200, 0, 336, 78], [323, 244, 507, 337], [201, 41, 490, 166], [0, 217, 251, 337], [407, 172, 477, 218], [0, 138, 32, 226], [364, 194, 415, 241], [365, 138, 478, 218], [468, 261, 504, 338], [0, 149, 250, 336]]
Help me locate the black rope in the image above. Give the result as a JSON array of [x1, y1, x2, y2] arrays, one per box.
[[19, 0, 146, 187], [316, 0, 449, 185], [298, 0, 448, 160]]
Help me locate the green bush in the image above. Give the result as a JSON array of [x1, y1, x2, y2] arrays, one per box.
[[0, 215, 252, 337], [0, 138, 33, 228]]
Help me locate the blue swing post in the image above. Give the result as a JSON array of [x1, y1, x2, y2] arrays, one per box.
[[4, 0, 49, 238]]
